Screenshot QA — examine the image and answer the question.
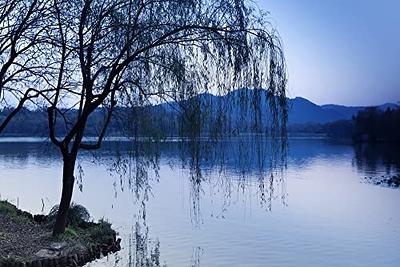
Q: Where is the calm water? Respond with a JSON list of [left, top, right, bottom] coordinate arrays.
[[0, 138, 399, 267]]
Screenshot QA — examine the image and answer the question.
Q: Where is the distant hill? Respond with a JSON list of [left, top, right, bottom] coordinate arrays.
[[157, 89, 399, 126], [288, 97, 398, 125], [0, 88, 398, 137]]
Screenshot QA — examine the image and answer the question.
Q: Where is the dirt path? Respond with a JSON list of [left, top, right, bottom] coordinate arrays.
[[0, 213, 53, 261]]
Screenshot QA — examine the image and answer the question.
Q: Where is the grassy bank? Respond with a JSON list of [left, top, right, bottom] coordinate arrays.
[[0, 201, 120, 266]]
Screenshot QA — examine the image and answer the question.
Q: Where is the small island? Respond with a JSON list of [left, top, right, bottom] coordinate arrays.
[[0, 201, 121, 267]]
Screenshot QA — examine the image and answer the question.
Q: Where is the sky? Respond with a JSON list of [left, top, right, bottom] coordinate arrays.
[[257, 0, 400, 106]]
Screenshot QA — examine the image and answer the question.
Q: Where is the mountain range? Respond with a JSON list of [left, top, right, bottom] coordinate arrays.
[[157, 88, 398, 125], [288, 96, 398, 125], [0, 88, 398, 137]]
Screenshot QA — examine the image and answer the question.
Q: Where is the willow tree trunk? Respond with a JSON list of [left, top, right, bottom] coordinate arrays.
[[52, 153, 77, 236]]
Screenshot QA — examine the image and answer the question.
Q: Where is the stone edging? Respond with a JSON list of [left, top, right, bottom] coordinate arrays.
[[1, 238, 121, 267]]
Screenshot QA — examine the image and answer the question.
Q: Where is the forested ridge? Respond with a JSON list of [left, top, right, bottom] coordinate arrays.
[[2, 100, 399, 142]]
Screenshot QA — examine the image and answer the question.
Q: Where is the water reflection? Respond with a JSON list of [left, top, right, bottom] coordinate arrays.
[[1, 139, 400, 266], [190, 247, 202, 267], [109, 136, 287, 266], [106, 137, 288, 224], [128, 222, 162, 267], [353, 143, 400, 175], [0, 141, 59, 166]]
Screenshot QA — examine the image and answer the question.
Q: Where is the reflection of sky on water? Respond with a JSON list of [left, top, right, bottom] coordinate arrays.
[[0, 139, 399, 266]]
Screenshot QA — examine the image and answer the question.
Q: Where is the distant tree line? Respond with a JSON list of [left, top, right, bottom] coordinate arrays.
[[288, 107, 400, 142], [2, 106, 399, 142], [0, 106, 176, 138], [287, 120, 353, 138], [352, 107, 400, 142]]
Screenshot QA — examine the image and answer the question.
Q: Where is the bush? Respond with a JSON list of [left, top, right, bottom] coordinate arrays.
[[86, 219, 115, 244], [54, 219, 116, 245], [47, 203, 90, 228]]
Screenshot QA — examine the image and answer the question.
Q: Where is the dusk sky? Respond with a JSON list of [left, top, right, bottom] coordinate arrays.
[[259, 0, 400, 106]]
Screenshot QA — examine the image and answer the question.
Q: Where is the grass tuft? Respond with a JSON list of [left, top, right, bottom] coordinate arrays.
[[0, 200, 18, 216]]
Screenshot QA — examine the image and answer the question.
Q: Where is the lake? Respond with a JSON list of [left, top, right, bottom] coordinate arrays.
[[0, 138, 399, 267]]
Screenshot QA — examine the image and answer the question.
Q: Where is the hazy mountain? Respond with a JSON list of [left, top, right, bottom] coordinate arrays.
[[173, 89, 398, 125], [320, 103, 398, 120], [289, 96, 398, 125], [288, 97, 343, 124]]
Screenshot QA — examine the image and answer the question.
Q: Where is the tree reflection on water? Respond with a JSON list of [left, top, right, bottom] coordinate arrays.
[[353, 142, 400, 175], [106, 135, 287, 266]]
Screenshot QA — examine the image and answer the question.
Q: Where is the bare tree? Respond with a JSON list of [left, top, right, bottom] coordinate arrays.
[[0, 0, 51, 133], [48, 0, 287, 235]]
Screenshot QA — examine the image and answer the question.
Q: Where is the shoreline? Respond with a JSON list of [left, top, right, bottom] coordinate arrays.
[[0, 201, 121, 267]]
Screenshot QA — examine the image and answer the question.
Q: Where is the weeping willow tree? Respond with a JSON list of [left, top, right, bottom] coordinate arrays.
[[46, 0, 287, 235]]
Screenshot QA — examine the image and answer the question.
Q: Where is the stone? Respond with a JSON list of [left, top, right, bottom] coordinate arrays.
[[49, 242, 67, 251], [35, 249, 60, 259]]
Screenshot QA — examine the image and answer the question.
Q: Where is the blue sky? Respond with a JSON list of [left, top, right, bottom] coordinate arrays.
[[258, 0, 400, 106]]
